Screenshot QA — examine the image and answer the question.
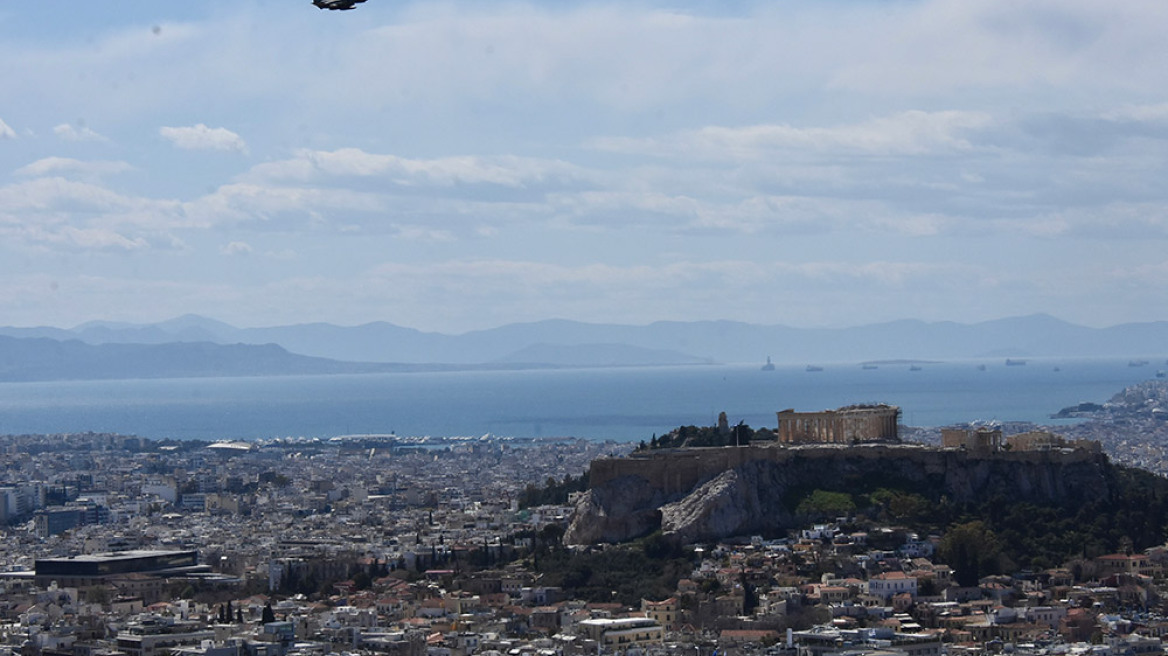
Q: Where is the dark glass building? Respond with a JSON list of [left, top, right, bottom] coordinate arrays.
[[34, 550, 203, 587]]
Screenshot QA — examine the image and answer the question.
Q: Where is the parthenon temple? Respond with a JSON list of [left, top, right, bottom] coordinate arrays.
[[776, 404, 900, 445]]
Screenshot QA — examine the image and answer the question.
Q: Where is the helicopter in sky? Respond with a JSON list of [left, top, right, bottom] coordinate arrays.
[[312, 0, 366, 9]]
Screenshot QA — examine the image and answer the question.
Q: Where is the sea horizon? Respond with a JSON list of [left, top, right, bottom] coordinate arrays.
[[0, 355, 1163, 444]]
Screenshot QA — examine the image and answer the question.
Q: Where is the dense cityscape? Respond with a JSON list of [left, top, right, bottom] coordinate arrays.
[[3, 380, 1168, 656], [5, 3, 1167, 656]]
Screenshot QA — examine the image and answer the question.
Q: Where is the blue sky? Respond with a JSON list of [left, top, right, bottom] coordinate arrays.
[[2, 0, 1167, 333]]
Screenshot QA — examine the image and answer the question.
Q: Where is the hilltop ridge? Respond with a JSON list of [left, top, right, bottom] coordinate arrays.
[[565, 442, 1152, 551]]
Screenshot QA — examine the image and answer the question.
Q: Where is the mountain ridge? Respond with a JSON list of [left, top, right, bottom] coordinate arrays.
[[0, 336, 408, 382], [0, 337, 656, 382], [1, 313, 1166, 368]]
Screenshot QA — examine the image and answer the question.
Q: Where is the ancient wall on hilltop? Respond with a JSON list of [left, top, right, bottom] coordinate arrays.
[[589, 444, 1099, 497], [568, 444, 1108, 545]]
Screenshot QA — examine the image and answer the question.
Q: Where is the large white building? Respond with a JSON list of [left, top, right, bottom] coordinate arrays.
[[867, 572, 917, 601], [577, 617, 664, 650]]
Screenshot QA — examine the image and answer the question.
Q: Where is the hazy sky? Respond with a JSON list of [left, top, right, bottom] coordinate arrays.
[[2, 0, 1167, 333]]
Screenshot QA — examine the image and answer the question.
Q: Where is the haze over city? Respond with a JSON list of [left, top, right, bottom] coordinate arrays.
[[2, 1, 1168, 334]]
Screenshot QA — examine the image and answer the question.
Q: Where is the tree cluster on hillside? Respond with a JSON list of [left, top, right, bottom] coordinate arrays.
[[641, 422, 774, 450], [518, 470, 589, 508], [787, 460, 1168, 581], [531, 531, 693, 605]]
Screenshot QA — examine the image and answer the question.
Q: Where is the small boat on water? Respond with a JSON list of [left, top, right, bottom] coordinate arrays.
[[1130, 359, 1149, 367], [977, 364, 987, 371], [909, 365, 922, 371], [1157, 370, 1166, 379], [761, 356, 775, 371], [805, 365, 824, 372], [1005, 359, 1027, 366]]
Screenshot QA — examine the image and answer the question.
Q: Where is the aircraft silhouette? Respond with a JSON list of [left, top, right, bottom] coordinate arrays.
[[313, 0, 366, 9]]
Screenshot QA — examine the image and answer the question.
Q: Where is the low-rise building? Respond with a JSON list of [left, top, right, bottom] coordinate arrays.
[[867, 572, 917, 602], [577, 617, 663, 650]]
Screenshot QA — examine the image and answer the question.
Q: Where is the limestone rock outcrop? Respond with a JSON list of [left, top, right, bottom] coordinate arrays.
[[565, 443, 1112, 545], [562, 473, 668, 544], [659, 469, 750, 544]]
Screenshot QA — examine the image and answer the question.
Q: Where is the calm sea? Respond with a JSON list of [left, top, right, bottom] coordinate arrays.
[[0, 357, 1163, 442]]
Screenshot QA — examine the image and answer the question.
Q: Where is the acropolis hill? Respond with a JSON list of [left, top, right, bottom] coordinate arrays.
[[565, 426, 1116, 546]]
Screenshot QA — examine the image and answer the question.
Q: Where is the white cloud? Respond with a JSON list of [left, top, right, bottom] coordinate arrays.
[[545, 188, 954, 237], [593, 111, 995, 160], [364, 258, 966, 300], [159, 124, 248, 153], [0, 223, 148, 252], [1000, 203, 1168, 239], [3, 100, 1164, 266], [345, 258, 995, 330], [827, 0, 1168, 95], [182, 182, 390, 230], [15, 157, 133, 180], [220, 241, 253, 256], [0, 177, 147, 214], [3, 1, 1168, 139], [1102, 103, 1168, 124], [394, 225, 455, 242], [245, 148, 586, 189], [264, 249, 298, 260], [1, 2, 1168, 333], [0, 177, 187, 252], [53, 123, 109, 142]]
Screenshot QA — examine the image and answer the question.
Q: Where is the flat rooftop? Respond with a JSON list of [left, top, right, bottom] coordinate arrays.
[[37, 550, 194, 563]]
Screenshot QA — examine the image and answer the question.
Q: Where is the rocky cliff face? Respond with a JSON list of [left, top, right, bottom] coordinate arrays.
[[564, 444, 1111, 545]]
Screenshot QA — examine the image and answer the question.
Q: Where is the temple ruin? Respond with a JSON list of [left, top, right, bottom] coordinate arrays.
[[776, 404, 900, 445]]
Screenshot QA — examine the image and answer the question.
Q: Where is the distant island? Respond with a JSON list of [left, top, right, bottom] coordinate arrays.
[[0, 336, 600, 382], [0, 335, 713, 383], [0, 336, 408, 382]]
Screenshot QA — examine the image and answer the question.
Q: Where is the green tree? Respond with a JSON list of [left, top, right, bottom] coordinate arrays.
[[939, 520, 1002, 587], [733, 421, 751, 446], [539, 523, 565, 550], [352, 570, 372, 590], [641, 531, 682, 560], [796, 490, 856, 518], [742, 572, 758, 614], [82, 586, 111, 605]]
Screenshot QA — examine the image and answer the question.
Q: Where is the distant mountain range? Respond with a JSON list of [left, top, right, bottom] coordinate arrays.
[[0, 313, 1165, 382], [0, 336, 405, 382]]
